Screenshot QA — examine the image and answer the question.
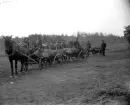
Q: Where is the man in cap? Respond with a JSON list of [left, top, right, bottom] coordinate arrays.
[[100, 40, 107, 56], [75, 37, 81, 48], [86, 41, 91, 55]]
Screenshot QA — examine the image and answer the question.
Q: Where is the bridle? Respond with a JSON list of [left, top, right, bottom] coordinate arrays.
[[5, 47, 15, 57]]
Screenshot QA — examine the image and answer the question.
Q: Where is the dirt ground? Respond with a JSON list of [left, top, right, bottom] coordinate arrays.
[[0, 43, 130, 105]]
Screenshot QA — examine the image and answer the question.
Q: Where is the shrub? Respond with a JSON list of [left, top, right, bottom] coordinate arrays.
[[124, 25, 130, 44]]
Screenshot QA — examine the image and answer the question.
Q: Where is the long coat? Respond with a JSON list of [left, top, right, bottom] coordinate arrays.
[[101, 42, 106, 50]]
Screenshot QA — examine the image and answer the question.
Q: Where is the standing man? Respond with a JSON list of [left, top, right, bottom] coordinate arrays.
[[36, 36, 42, 49], [87, 41, 91, 55], [61, 40, 66, 48], [74, 37, 82, 50], [100, 40, 107, 56]]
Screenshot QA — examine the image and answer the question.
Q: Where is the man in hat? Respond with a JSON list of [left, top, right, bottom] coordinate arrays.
[[86, 41, 91, 55], [36, 37, 42, 48], [100, 40, 107, 56], [74, 37, 82, 50]]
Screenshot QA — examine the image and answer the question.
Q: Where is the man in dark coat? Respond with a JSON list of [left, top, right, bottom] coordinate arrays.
[[74, 38, 82, 50], [61, 40, 66, 48], [100, 40, 107, 56], [36, 38, 42, 48], [86, 41, 91, 55]]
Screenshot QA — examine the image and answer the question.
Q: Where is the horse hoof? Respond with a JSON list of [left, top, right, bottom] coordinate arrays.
[[10, 76, 13, 78]]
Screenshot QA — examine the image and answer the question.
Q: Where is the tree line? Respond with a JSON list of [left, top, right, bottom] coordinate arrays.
[[0, 32, 126, 55], [13, 32, 125, 45]]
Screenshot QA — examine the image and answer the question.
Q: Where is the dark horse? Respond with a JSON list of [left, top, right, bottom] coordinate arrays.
[[3, 36, 29, 77], [64, 40, 86, 61]]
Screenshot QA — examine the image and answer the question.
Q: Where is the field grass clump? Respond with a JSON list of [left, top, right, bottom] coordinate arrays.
[[82, 84, 130, 105]]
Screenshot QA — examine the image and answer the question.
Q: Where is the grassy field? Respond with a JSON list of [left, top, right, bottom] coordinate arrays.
[[0, 42, 130, 105]]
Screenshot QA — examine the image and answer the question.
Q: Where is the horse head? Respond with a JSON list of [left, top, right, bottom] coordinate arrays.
[[3, 35, 13, 54]]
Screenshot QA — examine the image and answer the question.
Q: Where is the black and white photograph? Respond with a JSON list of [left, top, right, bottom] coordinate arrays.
[[0, 0, 130, 105]]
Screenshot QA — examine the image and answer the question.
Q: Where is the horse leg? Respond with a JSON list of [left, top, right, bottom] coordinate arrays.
[[71, 56, 74, 61], [46, 57, 51, 66], [57, 56, 61, 64], [65, 55, 68, 61], [72, 53, 76, 61], [88, 50, 90, 56], [67, 54, 71, 61], [69, 55, 71, 61], [20, 61, 24, 73], [25, 57, 28, 72], [43, 58, 48, 67], [9, 58, 14, 77], [15, 60, 18, 76], [76, 53, 79, 60], [46, 58, 50, 66], [43, 58, 47, 67], [63, 54, 67, 61]]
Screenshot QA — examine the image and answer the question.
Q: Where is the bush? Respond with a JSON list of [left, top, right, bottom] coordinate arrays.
[[124, 25, 130, 44]]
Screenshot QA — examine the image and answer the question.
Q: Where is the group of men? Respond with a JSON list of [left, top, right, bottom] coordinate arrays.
[[24, 37, 107, 56], [86, 40, 107, 56], [72, 38, 107, 56]]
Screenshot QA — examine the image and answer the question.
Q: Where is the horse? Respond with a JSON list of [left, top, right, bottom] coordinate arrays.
[[3, 36, 29, 77], [41, 42, 66, 64], [32, 45, 61, 68], [63, 40, 86, 61]]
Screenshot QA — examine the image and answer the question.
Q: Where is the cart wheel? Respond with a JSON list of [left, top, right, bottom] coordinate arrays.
[[53, 54, 61, 64]]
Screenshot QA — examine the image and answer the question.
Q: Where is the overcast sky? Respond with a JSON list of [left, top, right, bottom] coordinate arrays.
[[0, 0, 130, 37]]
